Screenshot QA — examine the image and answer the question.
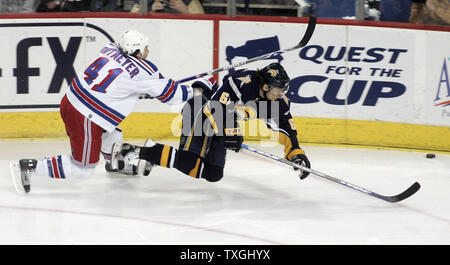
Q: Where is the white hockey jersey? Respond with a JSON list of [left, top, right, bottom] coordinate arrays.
[[66, 43, 193, 132]]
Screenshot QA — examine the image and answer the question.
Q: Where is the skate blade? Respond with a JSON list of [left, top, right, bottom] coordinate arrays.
[[105, 171, 141, 179], [9, 162, 25, 195]]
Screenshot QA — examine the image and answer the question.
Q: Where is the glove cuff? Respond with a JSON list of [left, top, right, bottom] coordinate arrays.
[[192, 77, 217, 91], [286, 148, 305, 161]]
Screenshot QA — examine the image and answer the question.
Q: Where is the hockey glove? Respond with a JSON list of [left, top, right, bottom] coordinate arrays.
[[192, 76, 218, 92], [223, 116, 243, 153], [224, 134, 243, 152], [290, 154, 311, 180]]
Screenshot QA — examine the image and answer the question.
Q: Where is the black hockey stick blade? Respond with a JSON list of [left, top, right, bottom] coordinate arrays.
[[299, 15, 317, 47], [379, 182, 421, 203], [241, 144, 421, 203], [283, 15, 316, 53]]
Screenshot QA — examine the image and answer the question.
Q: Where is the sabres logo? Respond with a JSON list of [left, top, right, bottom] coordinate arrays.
[[237, 75, 252, 87], [268, 69, 278, 77]]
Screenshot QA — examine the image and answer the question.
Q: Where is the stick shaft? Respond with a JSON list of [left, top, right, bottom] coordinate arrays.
[[177, 16, 316, 84], [241, 144, 420, 203]]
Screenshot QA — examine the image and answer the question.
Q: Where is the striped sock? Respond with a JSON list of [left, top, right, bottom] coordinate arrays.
[[140, 144, 176, 168], [46, 155, 67, 179]]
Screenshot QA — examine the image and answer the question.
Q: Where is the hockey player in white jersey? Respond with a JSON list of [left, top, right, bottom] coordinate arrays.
[[9, 29, 202, 194]]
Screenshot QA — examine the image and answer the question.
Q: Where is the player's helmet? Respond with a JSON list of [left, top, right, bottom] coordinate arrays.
[[119, 30, 149, 56], [260, 63, 290, 93]]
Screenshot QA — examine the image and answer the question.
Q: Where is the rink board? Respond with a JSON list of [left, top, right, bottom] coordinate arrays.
[[1, 112, 449, 152], [0, 15, 449, 151]]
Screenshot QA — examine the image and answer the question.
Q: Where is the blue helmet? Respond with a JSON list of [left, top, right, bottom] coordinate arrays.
[[260, 63, 290, 92]]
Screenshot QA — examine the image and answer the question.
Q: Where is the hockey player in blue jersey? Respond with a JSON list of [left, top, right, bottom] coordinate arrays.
[[111, 62, 311, 182]]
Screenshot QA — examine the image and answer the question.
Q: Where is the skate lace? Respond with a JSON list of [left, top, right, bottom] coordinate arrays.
[[119, 163, 135, 175], [123, 149, 139, 164]]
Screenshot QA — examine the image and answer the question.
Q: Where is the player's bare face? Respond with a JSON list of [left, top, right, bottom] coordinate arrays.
[[266, 87, 284, 101]]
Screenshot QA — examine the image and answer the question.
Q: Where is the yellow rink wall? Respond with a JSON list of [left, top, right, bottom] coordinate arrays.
[[1, 16, 449, 154], [1, 112, 449, 152]]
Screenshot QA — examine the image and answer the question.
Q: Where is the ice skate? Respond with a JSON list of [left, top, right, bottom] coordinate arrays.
[[104, 161, 118, 172], [109, 143, 139, 176], [111, 142, 153, 177], [9, 159, 37, 194]]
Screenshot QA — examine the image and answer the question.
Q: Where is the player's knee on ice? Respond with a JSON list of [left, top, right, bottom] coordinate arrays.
[[69, 162, 96, 179], [36, 154, 96, 179], [61, 154, 96, 179], [201, 164, 223, 182]]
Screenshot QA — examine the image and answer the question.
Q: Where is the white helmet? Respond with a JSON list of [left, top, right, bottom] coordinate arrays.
[[119, 30, 149, 56]]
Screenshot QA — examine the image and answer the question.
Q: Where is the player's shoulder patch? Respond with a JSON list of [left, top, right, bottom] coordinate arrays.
[[237, 75, 252, 86]]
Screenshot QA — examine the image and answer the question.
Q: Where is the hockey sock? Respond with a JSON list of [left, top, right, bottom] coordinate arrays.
[[139, 145, 207, 179], [35, 155, 66, 179], [35, 154, 95, 179], [172, 150, 204, 179], [139, 144, 176, 168], [101, 128, 123, 164]]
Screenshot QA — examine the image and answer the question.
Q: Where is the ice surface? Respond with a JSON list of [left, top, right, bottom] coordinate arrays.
[[0, 140, 449, 244]]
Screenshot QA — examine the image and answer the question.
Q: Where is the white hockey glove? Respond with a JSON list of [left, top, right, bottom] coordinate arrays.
[[192, 76, 218, 92]]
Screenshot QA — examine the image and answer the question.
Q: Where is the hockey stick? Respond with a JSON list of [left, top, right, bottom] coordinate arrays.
[[177, 15, 317, 84], [241, 144, 421, 203]]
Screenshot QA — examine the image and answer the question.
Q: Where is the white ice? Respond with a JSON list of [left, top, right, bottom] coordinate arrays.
[[0, 140, 449, 245]]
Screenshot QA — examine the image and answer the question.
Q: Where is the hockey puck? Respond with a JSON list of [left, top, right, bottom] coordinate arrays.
[[426, 153, 436, 159]]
